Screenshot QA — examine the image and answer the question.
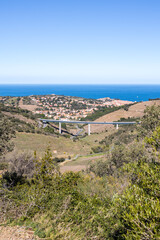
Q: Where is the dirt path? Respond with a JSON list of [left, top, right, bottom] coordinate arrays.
[[60, 165, 86, 173], [0, 226, 40, 240]]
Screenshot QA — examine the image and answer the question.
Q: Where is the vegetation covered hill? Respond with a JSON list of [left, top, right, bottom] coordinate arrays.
[[0, 104, 160, 239]]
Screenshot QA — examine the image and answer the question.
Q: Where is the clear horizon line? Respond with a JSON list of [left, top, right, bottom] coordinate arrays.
[[0, 83, 160, 85]]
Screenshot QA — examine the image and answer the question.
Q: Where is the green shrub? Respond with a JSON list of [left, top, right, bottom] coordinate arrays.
[[0, 162, 8, 170], [110, 161, 160, 239], [138, 105, 160, 137], [91, 145, 104, 153]]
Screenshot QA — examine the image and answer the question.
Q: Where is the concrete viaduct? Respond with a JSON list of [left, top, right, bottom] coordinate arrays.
[[40, 119, 137, 136]]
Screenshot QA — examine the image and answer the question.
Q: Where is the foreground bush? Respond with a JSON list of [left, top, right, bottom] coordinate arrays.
[[0, 150, 111, 239], [109, 161, 160, 239], [1, 147, 160, 239]]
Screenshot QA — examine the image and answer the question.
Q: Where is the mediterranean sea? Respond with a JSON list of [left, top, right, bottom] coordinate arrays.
[[0, 84, 160, 102]]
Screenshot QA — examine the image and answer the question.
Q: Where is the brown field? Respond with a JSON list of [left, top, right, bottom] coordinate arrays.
[[19, 98, 38, 111], [60, 165, 87, 173], [60, 154, 106, 173]]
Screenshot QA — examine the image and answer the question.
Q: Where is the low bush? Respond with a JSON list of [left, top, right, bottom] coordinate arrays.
[[91, 145, 105, 153], [54, 157, 65, 162]]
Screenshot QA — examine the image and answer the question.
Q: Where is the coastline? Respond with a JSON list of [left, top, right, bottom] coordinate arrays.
[[0, 84, 160, 102]]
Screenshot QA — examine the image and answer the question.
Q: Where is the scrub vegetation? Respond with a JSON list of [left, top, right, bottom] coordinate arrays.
[[0, 105, 160, 239]]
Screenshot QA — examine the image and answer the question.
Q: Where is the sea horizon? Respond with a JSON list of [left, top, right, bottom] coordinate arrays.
[[0, 84, 160, 102]]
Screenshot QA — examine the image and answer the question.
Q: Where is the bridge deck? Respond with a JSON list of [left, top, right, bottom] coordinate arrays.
[[40, 119, 137, 125]]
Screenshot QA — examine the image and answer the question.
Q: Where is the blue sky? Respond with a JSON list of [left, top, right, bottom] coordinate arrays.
[[0, 0, 160, 84]]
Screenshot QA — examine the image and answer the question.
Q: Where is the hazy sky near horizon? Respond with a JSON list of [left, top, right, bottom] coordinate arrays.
[[0, 0, 160, 84]]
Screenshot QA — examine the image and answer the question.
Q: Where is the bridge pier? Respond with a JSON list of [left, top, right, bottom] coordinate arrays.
[[43, 123, 47, 128], [88, 124, 91, 135], [40, 119, 137, 134], [59, 122, 61, 134]]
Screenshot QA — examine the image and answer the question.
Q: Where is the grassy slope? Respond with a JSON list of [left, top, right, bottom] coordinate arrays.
[[13, 131, 108, 158]]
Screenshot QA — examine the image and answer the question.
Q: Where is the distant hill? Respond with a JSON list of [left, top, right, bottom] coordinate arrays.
[[86, 100, 160, 133]]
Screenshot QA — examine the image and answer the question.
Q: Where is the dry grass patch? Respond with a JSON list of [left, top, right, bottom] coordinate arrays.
[[13, 132, 100, 157]]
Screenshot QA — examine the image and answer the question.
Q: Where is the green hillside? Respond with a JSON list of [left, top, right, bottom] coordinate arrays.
[[1, 103, 160, 239]]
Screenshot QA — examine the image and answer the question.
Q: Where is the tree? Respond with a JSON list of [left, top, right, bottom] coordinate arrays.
[[138, 105, 160, 137], [34, 147, 60, 182]]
